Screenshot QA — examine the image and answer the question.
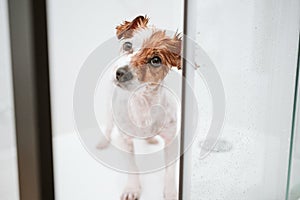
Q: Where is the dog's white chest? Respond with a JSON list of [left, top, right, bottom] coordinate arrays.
[[112, 86, 177, 138]]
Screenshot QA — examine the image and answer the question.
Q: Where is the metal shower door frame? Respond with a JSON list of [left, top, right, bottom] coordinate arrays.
[[8, 0, 55, 200]]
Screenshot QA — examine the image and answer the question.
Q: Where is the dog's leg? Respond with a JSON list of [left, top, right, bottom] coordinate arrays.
[[161, 131, 179, 200], [119, 135, 141, 200], [96, 112, 113, 149]]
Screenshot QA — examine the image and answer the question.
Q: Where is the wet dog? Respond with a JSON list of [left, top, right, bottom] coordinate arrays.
[[97, 16, 181, 200]]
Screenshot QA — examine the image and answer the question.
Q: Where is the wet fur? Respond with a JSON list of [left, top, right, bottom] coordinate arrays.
[[98, 15, 182, 200]]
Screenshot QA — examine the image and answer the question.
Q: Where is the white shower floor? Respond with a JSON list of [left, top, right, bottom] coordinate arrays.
[[52, 133, 168, 200], [0, 127, 290, 200]]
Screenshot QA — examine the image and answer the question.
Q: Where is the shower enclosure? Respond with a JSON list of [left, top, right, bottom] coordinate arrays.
[[1, 0, 299, 199], [182, 1, 300, 200]]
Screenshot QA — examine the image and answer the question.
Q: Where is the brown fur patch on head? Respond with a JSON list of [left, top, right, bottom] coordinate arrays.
[[130, 30, 182, 84], [116, 15, 149, 39]]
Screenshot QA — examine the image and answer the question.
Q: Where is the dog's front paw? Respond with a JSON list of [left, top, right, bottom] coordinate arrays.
[[164, 188, 178, 200], [121, 186, 141, 200], [96, 139, 110, 150], [146, 137, 159, 144], [164, 194, 178, 200]]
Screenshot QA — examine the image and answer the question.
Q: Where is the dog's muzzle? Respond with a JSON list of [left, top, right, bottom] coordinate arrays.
[[116, 66, 133, 82]]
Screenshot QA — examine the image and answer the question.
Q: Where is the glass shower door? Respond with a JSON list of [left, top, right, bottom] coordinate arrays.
[[181, 0, 300, 199], [46, 1, 183, 200]]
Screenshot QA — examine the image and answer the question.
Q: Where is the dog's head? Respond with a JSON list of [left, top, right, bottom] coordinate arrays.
[[113, 15, 182, 91]]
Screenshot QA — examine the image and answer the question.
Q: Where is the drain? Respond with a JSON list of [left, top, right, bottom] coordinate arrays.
[[199, 139, 233, 153]]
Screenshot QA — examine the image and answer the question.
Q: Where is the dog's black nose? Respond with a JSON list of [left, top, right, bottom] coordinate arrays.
[[116, 66, 133, 82], [116, 67, 126, 80]]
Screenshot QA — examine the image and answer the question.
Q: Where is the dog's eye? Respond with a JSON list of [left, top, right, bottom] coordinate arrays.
[[149, 56, 162, 67], [123, 42, 132, 51]]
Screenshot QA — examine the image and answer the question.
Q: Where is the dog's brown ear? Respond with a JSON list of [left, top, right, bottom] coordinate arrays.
[[169, 33, 182, 70], [116, 15, 149, 39]]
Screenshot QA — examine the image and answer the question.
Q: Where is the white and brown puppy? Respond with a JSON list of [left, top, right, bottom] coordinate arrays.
[[98, 15, 182, 200]]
